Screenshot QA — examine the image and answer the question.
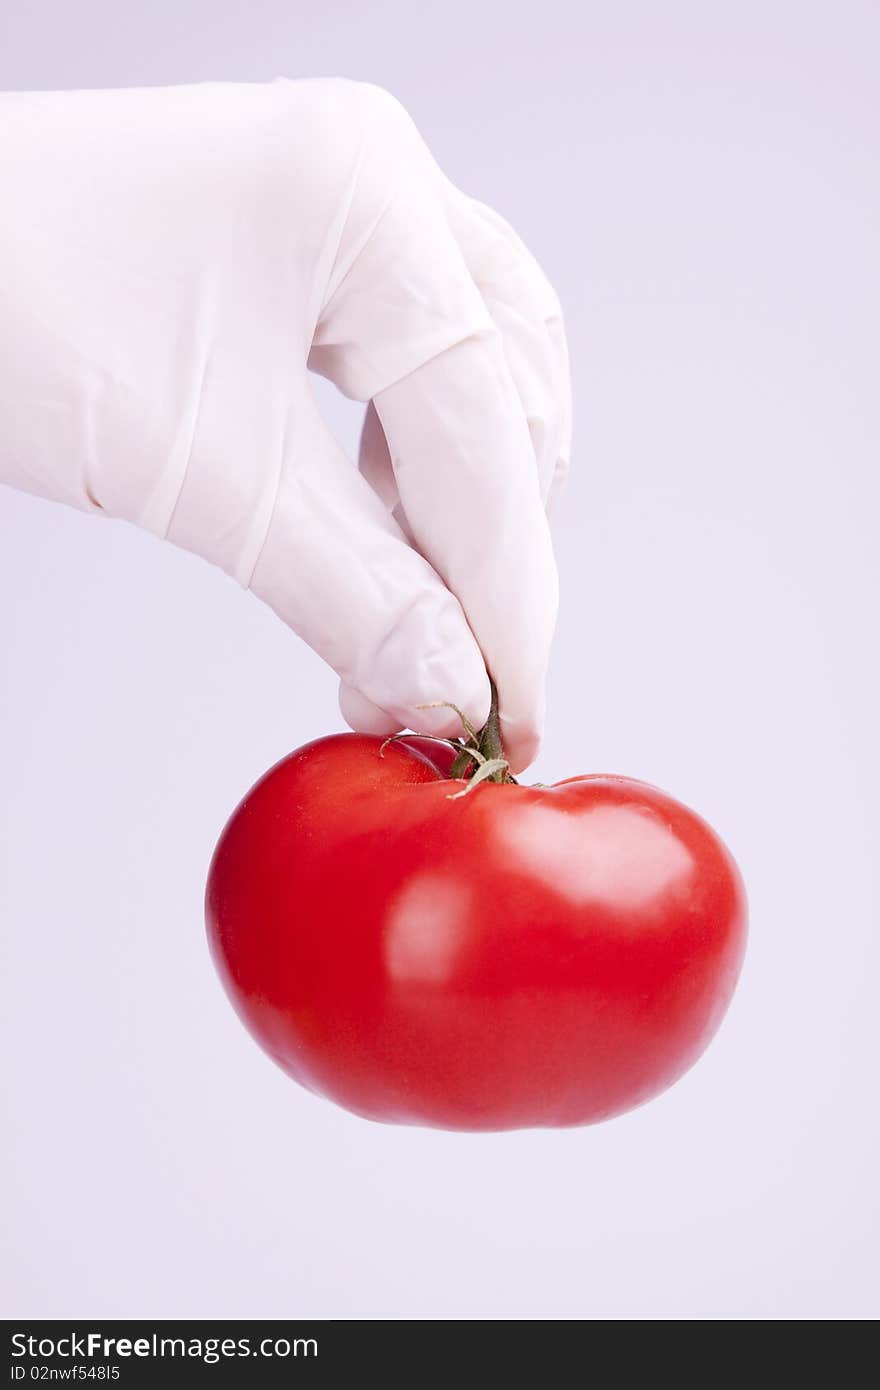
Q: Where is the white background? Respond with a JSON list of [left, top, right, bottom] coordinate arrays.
[[1, 2, 877, 1318]]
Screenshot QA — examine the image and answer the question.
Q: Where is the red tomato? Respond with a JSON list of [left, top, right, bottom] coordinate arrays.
[[205, 734, 747, 1130]]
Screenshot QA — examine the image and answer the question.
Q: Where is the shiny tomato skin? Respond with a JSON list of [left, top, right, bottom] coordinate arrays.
[[205, 734, 747, 1130], [397, 735, 460, 776]]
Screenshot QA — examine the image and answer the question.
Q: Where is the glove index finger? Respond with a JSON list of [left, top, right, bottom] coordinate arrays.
[[249, 383, 491, 746], [373, 333, 559, 774]]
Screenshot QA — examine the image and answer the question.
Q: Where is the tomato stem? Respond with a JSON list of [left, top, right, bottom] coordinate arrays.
[[409, 677, 514, 788], [447, 679, 512, 785], [478, 679, 505, 767]]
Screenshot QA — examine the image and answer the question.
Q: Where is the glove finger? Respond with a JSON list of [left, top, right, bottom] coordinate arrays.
[[337, 681, 400, 736], [445, 192, 573, 508], [356, 200, 573, 521], [307, 94, 494, 404], [357, 398, 413, 541], [372, 334, 558, 774], [248, 385, 491, 741], [544, 314, 573, 512]]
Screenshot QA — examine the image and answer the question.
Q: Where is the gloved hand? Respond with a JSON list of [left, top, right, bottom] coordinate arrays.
[[0, 78, 571, 772]]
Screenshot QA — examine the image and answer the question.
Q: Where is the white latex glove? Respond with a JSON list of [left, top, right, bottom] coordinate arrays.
[[0, 78, 571, 772]]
